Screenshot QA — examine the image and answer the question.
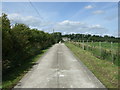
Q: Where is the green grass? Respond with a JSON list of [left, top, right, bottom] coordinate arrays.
[[74, 42, 119, 66], [2, 49, 49, 89], [65, 42, 119, 88], [84, 42, 118, 52]]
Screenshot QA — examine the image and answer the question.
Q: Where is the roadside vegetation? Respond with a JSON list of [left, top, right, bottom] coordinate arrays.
[[65, 42, 119, 88], [1, 13, 61, 89], [71, 42, 119, 66], [3, 49, 48, 89]]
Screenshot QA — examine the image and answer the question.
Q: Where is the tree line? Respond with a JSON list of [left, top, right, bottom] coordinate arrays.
[[1, 13, 61, 74], [62, 34, 119, 42]]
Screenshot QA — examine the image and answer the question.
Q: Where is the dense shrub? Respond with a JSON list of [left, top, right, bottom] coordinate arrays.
[[2, 13, 58, 74]]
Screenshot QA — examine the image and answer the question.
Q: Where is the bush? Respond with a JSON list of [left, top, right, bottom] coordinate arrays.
[[2, 13, 56, 75]]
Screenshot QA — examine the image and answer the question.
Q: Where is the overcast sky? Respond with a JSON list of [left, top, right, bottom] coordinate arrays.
[[2, 2, 118, 36]]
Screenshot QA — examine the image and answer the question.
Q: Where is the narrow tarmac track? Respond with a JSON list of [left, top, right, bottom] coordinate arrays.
[[14, 43, 105, 88]]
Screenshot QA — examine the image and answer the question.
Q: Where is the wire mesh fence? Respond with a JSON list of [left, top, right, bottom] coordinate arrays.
[[71, 41, 119, 66]]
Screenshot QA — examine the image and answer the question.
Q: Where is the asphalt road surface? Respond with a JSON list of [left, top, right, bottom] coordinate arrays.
[[14, 43, 105, 88]]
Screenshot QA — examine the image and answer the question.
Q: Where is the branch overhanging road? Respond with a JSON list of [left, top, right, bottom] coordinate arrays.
[[14, 43, 106, 88]]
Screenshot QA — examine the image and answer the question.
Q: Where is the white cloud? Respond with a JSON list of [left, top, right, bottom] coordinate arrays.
[[53, 20, 108, 35], [58, 20, 85, 26], [8, 13, 40, 26], [8, 13, 51, 28], [85, 5, 94, 9], [89, 24, 105, 29], [92, 10, 105, 14], [7, 13, 108, 36]]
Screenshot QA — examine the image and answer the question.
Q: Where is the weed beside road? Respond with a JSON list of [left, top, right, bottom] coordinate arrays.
[[2, 49, 48, 89], [65, 42, 119, 88]]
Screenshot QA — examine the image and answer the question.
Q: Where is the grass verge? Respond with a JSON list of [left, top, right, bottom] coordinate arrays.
[[65, 42, 119, 88], [2, 48, 49, 89]]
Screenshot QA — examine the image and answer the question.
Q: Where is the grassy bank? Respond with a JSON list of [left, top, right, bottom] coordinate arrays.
[[3, 48, 49, 89], [65, 42, 118, 88]]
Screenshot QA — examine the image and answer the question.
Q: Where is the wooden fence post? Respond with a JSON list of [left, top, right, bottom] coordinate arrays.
[[87, 40, 88, 51], [83, 40, 84, 50], [111, 42, 114, 64], [99, 41, 102, 57]]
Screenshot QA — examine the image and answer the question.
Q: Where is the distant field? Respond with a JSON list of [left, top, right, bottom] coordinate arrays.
[[84, 42, 118, 52], [71, 41, 119, 66]]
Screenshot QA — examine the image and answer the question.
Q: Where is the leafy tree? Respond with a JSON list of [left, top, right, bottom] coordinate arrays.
[[53, 32, 62, 43], [2, 13, 12, 72], [2, 13, 56, 74], [63, 34, 119, 42]]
